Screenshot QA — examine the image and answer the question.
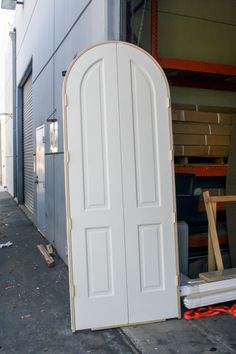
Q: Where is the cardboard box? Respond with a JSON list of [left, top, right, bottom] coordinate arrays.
[[173, 122, 231, 136], [172, 110, 233, 125], [174, 134, 205, 145], [174, 145, 229, 157], [207, 135, 230, 146], [173, 123, 209, 135]]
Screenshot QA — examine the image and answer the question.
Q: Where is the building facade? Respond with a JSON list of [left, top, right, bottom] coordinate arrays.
[[2, 0, 236, 265], [3, 0, 120, 263]]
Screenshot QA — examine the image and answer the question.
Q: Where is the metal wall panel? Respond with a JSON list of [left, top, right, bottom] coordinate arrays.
[[23, 75, 34, 214], [54, 154, 67, 263], [13, 0, 120, 263], [45, 155, 55, 244]]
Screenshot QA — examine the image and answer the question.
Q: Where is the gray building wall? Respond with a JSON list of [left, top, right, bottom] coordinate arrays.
[[13, 0, 120, 263]]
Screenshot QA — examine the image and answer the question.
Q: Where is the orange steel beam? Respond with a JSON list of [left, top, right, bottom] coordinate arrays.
[[175, 165, 227, 177], [189, 233, 228, 249], [155, 57, 236, 76], [198, 200, 225, 213]]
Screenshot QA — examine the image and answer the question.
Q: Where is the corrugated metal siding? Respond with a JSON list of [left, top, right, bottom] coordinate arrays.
[[23, 75, 34, 214]]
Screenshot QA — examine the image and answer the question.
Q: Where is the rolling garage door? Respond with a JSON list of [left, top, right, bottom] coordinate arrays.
[[23, 75, 34, 214]]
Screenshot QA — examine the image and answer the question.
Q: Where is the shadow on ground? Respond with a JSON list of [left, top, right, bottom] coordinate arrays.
[[1, 192, 236, 354], [0, 192, 137, 354]]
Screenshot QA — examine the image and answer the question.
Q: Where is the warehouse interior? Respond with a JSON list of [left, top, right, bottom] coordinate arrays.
[[122, 0, 236, 277]]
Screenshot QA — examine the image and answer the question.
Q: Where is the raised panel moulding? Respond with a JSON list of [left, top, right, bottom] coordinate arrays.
[[81, 60, 109, 211], [130, 61, 160, 208], [86, 227, 114, 298], [138, 224, 164, 292]]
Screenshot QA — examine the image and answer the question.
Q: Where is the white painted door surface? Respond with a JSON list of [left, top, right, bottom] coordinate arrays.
[[36, 125, 46, 235], [64, 44, 128, 330], [64, 42, 179, 331], [117, 44, 178, 322]]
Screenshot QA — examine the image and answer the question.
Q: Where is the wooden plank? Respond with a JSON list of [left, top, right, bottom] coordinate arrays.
[[184, 287, 236, 308], [208, 195, 236, 203], [181, 277, 236, 297], [199, 188, 225, 199], [208, 202, 216, 272], [92, 319, 166, 331], [203, 191, 224, 271], [46, 244, 54, 255], [199, 268, 236, 282], [37, 244, 55, 267]]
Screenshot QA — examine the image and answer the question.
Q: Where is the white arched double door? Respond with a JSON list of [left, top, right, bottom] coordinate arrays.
[[63, 42, 179, 331]]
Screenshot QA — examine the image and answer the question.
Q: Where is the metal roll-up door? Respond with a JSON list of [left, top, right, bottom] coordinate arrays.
[[23, 75, 34, 214]]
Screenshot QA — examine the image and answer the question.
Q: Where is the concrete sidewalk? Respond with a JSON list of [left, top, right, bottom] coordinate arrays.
[[0, 192, 137, 354], [0, 192, 236, 354]]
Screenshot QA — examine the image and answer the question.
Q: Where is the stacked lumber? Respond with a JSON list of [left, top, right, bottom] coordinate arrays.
[[180, 271, 236, 309], [181, 192, 236, 309], [172, 109, 234, 158]]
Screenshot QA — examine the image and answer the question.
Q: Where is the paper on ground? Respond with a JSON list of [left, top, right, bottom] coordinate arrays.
[[0, 241, 13, 249]]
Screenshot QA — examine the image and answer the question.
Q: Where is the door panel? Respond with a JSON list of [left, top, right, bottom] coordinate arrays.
[[80, 60, 109, 210], [130, 61, 160, 207], [65, 44, 128, 330], [117, 43, 179, 322]]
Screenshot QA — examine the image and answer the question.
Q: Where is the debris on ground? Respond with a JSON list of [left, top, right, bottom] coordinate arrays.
[[36, 244, 55, 267], [0, 241, 13, 249], [46, 243, 54, 255], [184, 304, 236, 320]]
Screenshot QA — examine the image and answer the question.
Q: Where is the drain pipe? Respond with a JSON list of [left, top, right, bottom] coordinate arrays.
[[9, 28, 17, 199]]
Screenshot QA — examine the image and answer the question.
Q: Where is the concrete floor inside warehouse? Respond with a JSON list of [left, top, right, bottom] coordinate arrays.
[[0, 192, 236, 354]]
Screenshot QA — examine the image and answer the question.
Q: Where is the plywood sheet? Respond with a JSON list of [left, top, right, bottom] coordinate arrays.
[[199, 268, 236, 282]]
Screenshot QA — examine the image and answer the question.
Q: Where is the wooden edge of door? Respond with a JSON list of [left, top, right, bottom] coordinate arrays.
[[63, 82, 76, 333]]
